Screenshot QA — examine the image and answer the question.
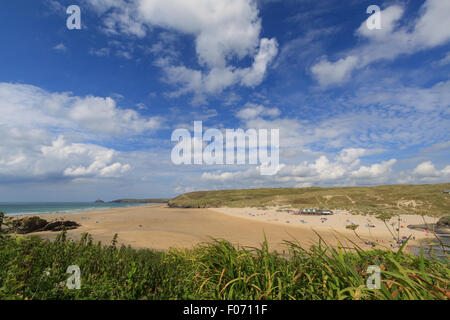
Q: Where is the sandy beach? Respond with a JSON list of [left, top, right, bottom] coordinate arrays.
[[22, 204, 438, 253], [210, 207, 439, 240]]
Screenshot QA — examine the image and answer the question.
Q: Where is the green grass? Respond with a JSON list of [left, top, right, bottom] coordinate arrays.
[[0, 230, 448, 300], [168, 183, 450, 219]]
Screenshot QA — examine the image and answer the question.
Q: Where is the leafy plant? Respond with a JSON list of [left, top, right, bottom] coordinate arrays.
[[0, 231, 448, 300]]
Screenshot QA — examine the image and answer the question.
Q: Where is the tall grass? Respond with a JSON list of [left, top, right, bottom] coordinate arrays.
[[0, 230, 448, 300]]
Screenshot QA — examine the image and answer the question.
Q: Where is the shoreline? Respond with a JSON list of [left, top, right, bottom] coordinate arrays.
[[10, 204, 438, 253], [1, 202, 152, 217]]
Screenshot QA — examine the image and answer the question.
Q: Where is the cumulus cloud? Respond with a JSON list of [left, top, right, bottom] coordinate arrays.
[[199, 151, 449, 190], [394, 161, 450, 184], [48, 137, 131, 179], [201, 149, 398, 187], [69, 96, 160, 134], [84, 0, 278, 100], [0, 82, 162, 136], [413, 161, 443, 177], [350, 159, 396, 179], [89, 0, 263, 66], [159, 38, 278, 103], [0, 136, 130, 182], [311, 0, 450, 87], [311, 56, 359, 87], [0, 82, 162, 183], [337, 148, 367, 165], [240, 38, 279, 87]]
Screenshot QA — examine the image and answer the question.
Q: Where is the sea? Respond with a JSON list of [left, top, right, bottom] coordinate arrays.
[[0, 202, 150, 216]]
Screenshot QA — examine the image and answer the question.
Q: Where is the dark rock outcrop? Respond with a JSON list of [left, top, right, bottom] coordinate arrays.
[[12, 216, 80, 234], [41, 220, 80, 232], [12, 216, 48, 234]]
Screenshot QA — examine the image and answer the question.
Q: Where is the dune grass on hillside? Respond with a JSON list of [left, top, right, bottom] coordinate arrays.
[[169, 184, 450, 219]]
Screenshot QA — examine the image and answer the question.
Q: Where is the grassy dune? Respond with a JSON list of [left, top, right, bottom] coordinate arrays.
[[169, 183, 450, 219]]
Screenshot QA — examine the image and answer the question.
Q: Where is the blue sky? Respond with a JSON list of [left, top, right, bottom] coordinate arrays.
[[0, 0, 449, 201]]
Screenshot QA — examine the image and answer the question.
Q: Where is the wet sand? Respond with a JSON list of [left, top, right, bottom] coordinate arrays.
[[25, 204, 430, 252]]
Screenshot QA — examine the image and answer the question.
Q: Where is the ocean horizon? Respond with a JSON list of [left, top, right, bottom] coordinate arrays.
[[0, 202, 150, 216]]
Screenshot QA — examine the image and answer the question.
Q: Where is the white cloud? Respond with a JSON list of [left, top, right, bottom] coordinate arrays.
[[103, 4, 147, 37], [134, 0, 263, 68], [240, 38, 279, 87], [337, 148, 367, 164], [84, 0, 127, 14], [236, 103, 281, 120], [0, 136, 130, 181], [48, 137, 131, 178], [84, 0, 278, 100], [413, 0, 450, 48], [350, 159, 396, 179], [352, 80, 450, 112], [436, 51, 450, 66], [201, 151, 398, 187], [395, 161, 450, 184], [201, 171, 239, 182], [0, 82, 162, 183], [0, 83, 162, 136], [53, 43, 67, 52], [234, 88, 449, 157], [199, 153, 449, 189], [311, 55, 359, 87], [413, 161, 441, 177], [70, 96, 161, 134], [356, 5, 404, 41], [311, 0, 450, 87], [159, 38, 278, 102]]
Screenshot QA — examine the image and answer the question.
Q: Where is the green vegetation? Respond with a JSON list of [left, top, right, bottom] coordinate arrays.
[[169, 183, 450, 219], [0, 220, 448, 300]]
